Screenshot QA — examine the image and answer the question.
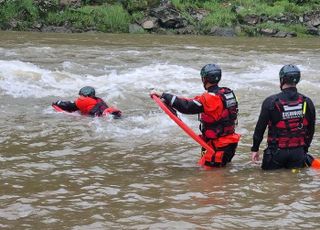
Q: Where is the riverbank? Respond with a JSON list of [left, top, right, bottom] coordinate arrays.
[[0, 0, 319, 37]]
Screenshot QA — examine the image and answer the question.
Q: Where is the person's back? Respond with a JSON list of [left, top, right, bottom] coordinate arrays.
[[151, 64, 240, 167], [251, 64, 316, 170], [194, 84, 240, 166], [52, 86, 121, 118]]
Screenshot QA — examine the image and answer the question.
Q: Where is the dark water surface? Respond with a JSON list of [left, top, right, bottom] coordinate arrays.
[[0, 31, 319, 229]]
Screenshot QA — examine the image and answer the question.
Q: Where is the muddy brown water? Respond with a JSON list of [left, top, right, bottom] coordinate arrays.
[[0, 31, 319, 229]]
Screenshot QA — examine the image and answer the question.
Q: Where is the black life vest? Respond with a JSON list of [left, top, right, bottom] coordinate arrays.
[[267, 94, 308, 149], [200, 87, 238, 139]]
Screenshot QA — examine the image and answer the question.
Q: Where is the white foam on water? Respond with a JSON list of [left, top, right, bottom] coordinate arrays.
[[90, 111, 186, 141], [0, 60, 82, 98], [224, 63, 281, 87], [0, 60, 201, 98], [1, 59, 318, 99], [183, 45, 201, 50], [103, 63, 202, 95]]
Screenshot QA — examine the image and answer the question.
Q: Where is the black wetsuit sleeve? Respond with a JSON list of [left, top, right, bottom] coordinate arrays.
[[161, 93, 204, 114], [251, 98, 272, 152], [53, 100, 78, 112], [305, 97, 316, 151]]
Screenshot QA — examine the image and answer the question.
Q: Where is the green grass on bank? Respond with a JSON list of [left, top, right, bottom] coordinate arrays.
[[241, 22, 309, 37], [170, 0, 319, 35], [171, 0, 237, 30], [0, 0, 40, 29], [0, 0, 130, 32], [46, 5, 130, 32], [0, 0, 319, 35], [236, 0, 319, 17], [171, 0, 319, 21], [201, 2, 237, 27]]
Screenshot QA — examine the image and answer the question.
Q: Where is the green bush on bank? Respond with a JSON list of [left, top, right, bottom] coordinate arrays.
[[131, 11, 145, 22], [81, 0, 120, 4], [171, 0, 319, 20], [241, 22, 309, 37], [258, 22, 308, 34], [46, 5, 130, 32], [201, 2, 237, 28], [170, 0, 319, 35], [171, 0, 199, 11], [171, 0, 237, 32], [122, 0, 160, 12], [0, 0, 40, 29], [237, 0, 316, 17]]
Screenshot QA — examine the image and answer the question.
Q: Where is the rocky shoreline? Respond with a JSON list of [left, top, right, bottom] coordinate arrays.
[[1, 0, 320, 37], [128, 5, 320, 38]]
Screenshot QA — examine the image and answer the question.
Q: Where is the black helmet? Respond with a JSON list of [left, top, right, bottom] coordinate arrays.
[[279, 64, 300, 85], [200, 64, 222, 84], [79, 86, 95, 97]]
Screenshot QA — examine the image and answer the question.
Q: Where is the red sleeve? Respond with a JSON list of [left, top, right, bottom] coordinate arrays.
[[196, 93, 223, 121]]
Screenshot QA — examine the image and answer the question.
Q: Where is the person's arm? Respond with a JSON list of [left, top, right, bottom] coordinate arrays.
[[91, 97, 122, 118], [304, 98, 316, 152], [161, 93, 204, 114], [251, 98, 272, 152], [104, 107, 122, 118], [52, 100, 78, 112]]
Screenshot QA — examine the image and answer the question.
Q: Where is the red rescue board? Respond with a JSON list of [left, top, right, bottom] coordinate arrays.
[[151, 94, 214, 165], [52, 104, 118, 117]]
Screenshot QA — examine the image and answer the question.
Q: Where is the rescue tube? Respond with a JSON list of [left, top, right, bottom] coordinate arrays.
[[151, 94, 214, 159], [311, 158, 320, 169]]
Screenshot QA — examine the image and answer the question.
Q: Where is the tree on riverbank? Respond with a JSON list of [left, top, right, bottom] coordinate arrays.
[[0, 0, 319, 37]]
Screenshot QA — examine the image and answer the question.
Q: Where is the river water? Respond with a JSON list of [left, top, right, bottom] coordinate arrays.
[[0, 31, 319, 229]]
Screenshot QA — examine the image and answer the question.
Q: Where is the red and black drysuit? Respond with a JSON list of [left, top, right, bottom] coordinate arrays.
[[161, 84, 240, 167], [251, 87, 315, 170], [53, 96, 121, 118]]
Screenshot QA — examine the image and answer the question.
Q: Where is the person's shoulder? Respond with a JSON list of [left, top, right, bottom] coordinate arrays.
[[197, 91, 220, 104], [298, 92, 315, 107], [95, 96, 106, 101], [261, 93, 279, 110], [264, 93, 279, 103], [298, 92, 313, 101], [218, 86, 234, 92]]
